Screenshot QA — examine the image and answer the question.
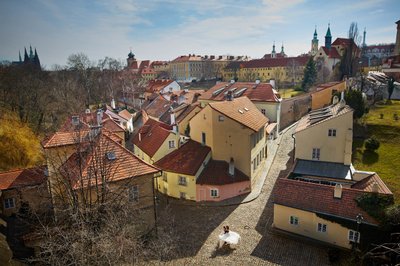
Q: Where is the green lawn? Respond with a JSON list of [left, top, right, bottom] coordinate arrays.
[[279, 88, 305, 98], [353, 101, 400, 202]]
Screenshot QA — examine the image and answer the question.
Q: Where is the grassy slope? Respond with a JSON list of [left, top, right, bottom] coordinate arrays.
[[353, 101, 400, 202]]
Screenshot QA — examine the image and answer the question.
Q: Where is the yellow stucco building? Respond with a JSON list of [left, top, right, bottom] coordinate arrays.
[[294, 101, 353, 165], [132, 118, 180, 164], [273, 100, 393, 249], [190, 96, 269, 185], [310, 81, 346, 110], [155, 140, 211, 200]]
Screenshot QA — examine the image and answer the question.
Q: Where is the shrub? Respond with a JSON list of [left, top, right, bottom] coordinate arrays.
[[365, 137, 380, 151]]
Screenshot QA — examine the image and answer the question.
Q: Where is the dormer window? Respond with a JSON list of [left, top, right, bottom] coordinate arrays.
[[106, 151, 117, 161]]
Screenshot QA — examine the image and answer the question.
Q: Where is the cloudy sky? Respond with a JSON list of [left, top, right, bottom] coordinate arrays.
[[0, 0, 399, 68]]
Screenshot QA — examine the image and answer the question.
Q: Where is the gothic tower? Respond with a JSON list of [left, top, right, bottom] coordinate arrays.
[[311, 26, 319, 56], [325, 24, 332, 50]]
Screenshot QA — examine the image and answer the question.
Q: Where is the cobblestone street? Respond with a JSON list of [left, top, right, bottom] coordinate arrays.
[[154, 127, 331, 265]]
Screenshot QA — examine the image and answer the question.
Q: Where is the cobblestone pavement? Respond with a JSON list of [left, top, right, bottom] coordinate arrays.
[[153, 126, 331, 265]]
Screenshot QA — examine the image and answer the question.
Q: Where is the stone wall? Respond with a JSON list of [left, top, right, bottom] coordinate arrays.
[[280, 93, 311, 130]]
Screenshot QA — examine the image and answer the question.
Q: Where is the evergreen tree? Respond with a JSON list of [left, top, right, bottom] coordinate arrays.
[[301, 57, 317, 92], [345, 89, 365, 119]]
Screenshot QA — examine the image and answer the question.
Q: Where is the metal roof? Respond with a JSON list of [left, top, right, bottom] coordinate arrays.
[[293, 159, 351, 180]]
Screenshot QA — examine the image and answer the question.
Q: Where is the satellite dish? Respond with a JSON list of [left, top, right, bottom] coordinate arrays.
[[332, 95, 339, 104]]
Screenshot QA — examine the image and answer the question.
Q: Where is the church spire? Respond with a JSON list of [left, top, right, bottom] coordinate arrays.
[[281, 42, 285, 54], [24, 47, 29, 62], [19, 51, 22, 62], [325, 23, 332, 49], [313, 25, 318, 40], [271, 41, 276, 58], [29, 45, 34, 59], [362, 27, 367, 47]]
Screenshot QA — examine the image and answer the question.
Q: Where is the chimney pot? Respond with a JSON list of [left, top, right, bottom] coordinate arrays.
[[334, 184, 343, 199]]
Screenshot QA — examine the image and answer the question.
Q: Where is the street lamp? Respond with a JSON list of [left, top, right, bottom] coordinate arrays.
[[355, 213, 364, 250]]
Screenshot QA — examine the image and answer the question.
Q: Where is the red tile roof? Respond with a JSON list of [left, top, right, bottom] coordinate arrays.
[[118, 109, 132, 121], [132, 118, 173, 157], [332, 38, 357, 47], [43, 111, 126, 148], [242, 56, 309, 69], [0, 166, 47, 190], [143, 96, 172, 118], [274, 178, 378, 225], [155, 140, 211, 176], [351, 173, 392, 194], [209, 96, 269, 132], [199, 82, 280, 103], [146, 79, 175, 93], [196, 160, 250, 185], [60, 133, 159, 189], [321, 47, 341, 59]]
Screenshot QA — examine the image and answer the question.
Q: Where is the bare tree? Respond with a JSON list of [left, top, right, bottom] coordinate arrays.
[[339, 22, 361, 79], [30, 124, 178, 264]]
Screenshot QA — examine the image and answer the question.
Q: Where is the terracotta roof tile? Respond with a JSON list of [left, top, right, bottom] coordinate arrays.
[[209, 96, 269, 132], [0, 166, 47, 190], [199, 82, 280, 103], [143, 96, 175, 119], [42, 131, 90, 148], [155, 140, 210, 175], [118, 109, 132, 121], [132, 118, 173, 157], [321, 47, 341, 59], [352, 173, 393, 194], [274, 178, 379, 225], [60, 133, 159, 189], [146, 79, 175, 93], [196, 160, 249, 185]]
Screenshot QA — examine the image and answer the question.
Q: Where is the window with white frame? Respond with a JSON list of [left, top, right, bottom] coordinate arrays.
[[218, 115, 224, 122], [261, 109, 266, 115], [348, 230, 360, 243], [210, 189, 219, 198], [4, 198, 15, 209], [178, 175, 187, 186], [312, 148, 320, 160], [328, 129, 337, 137], [317, 223, 327, 232], [168, 140, 175, 149], [128, 186, 139, 203], [289, 216, 299, 225]]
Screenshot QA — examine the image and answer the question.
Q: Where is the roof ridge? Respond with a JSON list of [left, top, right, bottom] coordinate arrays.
[[103, 132, 160, 171]]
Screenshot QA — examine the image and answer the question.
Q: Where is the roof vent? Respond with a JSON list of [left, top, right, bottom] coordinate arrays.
[[255, 79, 260, 84], [106, 151, 117, 161], [372, 182, 379, 193], [72, 116, 80, 126], [238, 109, 244, 114], [230, 79, 235, 84], [244, 107, 249, 111]]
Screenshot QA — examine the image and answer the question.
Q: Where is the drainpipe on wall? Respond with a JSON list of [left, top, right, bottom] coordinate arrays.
[[292, 133, 296, 163]]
